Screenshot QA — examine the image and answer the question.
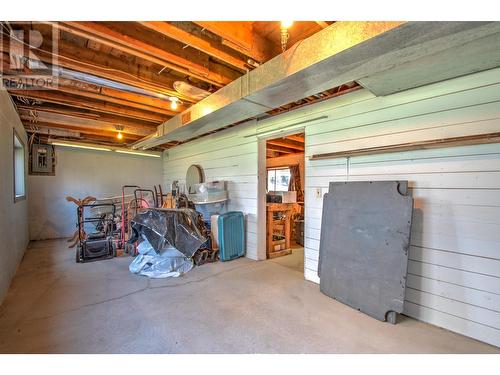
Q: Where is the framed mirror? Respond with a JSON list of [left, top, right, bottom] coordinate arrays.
[[186, 164, 204, 194]]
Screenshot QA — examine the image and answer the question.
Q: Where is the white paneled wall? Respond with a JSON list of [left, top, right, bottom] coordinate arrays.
[[164, 67, 500, 346], [300, 68, 500, 347], [305, 145, 500, 347], [163, 123, 259, 259]]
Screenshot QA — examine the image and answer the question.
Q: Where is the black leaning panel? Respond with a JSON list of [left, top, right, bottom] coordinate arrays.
[[318, 181, 413, 322]]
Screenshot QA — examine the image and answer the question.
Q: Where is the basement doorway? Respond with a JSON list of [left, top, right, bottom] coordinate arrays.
[[260, 132, 305, 273]]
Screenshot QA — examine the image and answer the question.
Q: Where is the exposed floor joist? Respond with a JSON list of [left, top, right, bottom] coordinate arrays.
[[267, 139, 305, 151], [53, 22, 239, 87], [10, 90, 167, 123], [138, 21, 250, 72], [194, 21, 277, 63], [1, 21, 330, 147]]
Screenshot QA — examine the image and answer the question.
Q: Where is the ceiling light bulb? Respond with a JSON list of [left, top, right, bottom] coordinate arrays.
[[169, 96, 180, 110], [117, 132, 123, 140], [281, 20, 294, 29]]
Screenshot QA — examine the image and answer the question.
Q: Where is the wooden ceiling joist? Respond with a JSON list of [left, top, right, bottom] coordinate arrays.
[[266, 144, 297, 154], [19, 110, 153, 136], [55, 84, 177, 116], [315, 21, 330, 29], [0, 37, 187, 101], [53, 22, 237, 87], [194, 21, 276, 63], [138, 21, 249, 72], [55, 76, 184, 113], [267, 139, 305, 151], [285, 134, 305, 143], [1, 54, 183, 115], [2, 21, 331, 149], [98, 86, 184, 113], [10, 89, 166, 123], [23, 121, 142, 141], [15, 104, 157, 130]]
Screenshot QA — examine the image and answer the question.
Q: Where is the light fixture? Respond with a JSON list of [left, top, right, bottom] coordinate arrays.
[[173, 81, 211, 100], [115, 124, 124, 139], [48, 140, 162, 158], [169, 96, 180, 110], [50, 141, 112, 152], [115, 150, 161, 158], [280, 21, 294, 52]]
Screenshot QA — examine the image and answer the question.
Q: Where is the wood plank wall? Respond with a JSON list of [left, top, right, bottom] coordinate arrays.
[[164, 67, 500, 347], [163, 123, 260, 259]]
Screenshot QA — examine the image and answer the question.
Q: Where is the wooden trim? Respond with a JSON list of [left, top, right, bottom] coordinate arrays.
[[309, 133, 500, 160]]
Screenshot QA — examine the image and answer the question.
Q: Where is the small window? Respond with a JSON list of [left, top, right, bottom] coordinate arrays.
[[267, 168, 291, 192], [13, 130, 26, 202]]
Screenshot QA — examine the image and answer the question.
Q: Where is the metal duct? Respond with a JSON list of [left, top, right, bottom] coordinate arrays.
[[133, 21, 500, 150]]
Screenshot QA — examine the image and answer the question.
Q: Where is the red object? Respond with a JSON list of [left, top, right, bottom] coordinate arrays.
[[121, 185, 140, 249]]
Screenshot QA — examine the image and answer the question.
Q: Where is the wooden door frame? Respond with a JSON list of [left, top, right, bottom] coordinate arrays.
[[256, 127, 305, 262]]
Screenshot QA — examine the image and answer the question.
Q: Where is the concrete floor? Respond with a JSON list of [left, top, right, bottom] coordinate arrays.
[[0, 239, 497, 354]]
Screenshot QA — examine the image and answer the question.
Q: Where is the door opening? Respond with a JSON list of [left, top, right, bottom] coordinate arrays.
[[261, 132, 305, 272]]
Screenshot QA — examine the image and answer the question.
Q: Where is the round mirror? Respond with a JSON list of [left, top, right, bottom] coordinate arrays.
[[186, 164, 204, 194]]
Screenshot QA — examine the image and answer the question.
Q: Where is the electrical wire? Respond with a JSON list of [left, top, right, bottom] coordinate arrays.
[[1, 23, 190, 98]]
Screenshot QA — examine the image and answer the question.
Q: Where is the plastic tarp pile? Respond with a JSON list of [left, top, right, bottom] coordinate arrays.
[[128, 208, 207, 278]]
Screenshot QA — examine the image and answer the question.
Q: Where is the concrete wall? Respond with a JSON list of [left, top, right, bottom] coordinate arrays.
[[0, 88, 29, 304], [28, 147, 163, 240], [162, 67, 500, 347]]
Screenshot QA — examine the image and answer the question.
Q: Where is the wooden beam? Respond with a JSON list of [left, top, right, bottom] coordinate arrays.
[[194, 21, 277, 63], [54, 75, 184, 113], [1, 53, 185, 114], [1, 35, 191, 101], [310, 133, 500, 160], [23, 121, 141, 141], [54, 22, 237, 87], [285, 134, 305, 143], [316, 21, 330, 29], [16, 104, 157, 130], [55, 84, 176, 116], [267, 139, 304, 151], [138, 21, 249, 72], [99, 86, 186, 113], [19, 110, 153, 137], [266, 144, 296, 154], [9, 89, 166, 123], [267, 153, 304, 167]]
